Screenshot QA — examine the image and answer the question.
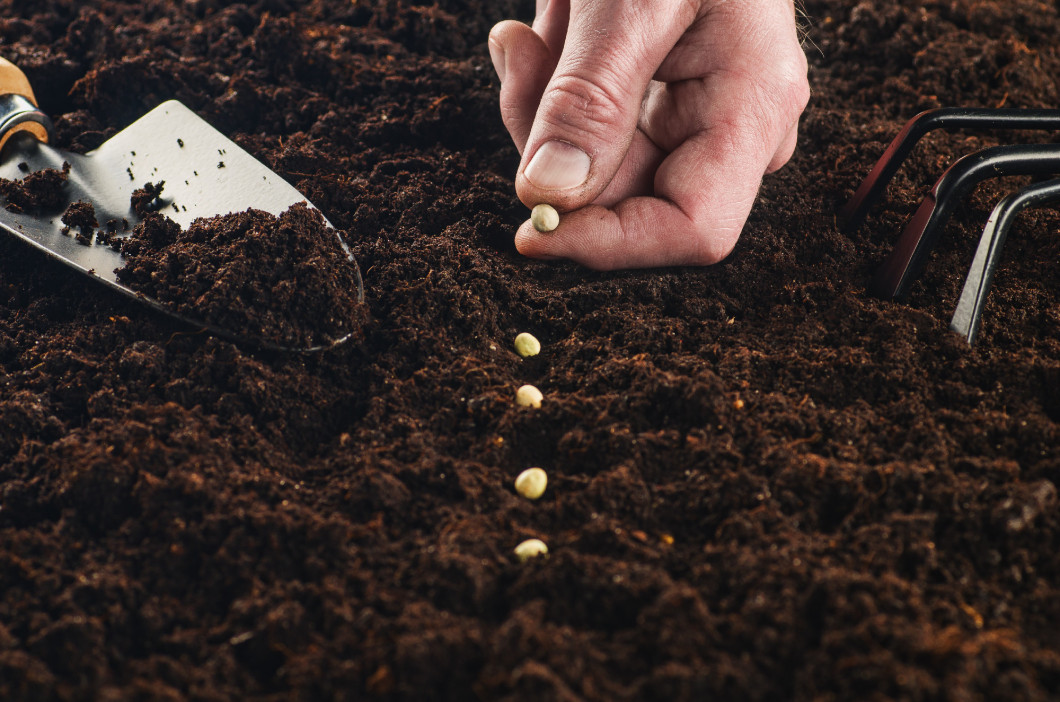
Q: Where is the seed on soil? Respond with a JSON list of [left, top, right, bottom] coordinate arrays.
[[733, 398, 745, 410], [515, 384, 543, 408], [530, 204, 559, 232], [514, 467, 547, 499], [514, 332, 541, 358], [514, 538, 548, 561]]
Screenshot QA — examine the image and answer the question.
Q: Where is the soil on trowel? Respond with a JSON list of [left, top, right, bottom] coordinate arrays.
[[114, 203, 365, 349], [0, 162, 71, 213], [1, 0, 1060, 701], [129, 180, 165, 218], [60, 200, 97, 244]]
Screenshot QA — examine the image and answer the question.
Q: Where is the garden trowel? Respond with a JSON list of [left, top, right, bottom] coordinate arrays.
[[0, 58, 363, 352]]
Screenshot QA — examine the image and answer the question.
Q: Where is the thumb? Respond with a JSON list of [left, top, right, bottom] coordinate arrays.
[[515, 1, 694, 211]]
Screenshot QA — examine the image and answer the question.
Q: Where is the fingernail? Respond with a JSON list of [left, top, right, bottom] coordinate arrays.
[[524, 141, 590, 191], [488, 38, 505, 83]]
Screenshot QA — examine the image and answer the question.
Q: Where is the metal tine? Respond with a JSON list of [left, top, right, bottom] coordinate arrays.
[[840, 107, 1060, 233], [950, 177, 1060, 345], [870, 143, 1060, 300]]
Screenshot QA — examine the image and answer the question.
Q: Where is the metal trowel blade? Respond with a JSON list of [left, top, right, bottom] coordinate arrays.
[[0, 100, 362, 350]]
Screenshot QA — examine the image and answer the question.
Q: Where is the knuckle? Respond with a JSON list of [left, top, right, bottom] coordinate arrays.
[[541, 70, 633, 140], [724, 54, 808, 162], [763, 50, 811, 121]]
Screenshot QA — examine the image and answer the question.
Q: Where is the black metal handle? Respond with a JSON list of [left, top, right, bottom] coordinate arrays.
[[951, 177, 1060, 345], [840, 107, 1060, 232], [871, 143, 1060, 300]]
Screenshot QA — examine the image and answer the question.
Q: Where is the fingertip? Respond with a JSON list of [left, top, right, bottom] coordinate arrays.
[[490, 20, 548, 66], [487, 35, 505, 82], [514, 220, 562, 260], [705, 227, 740, 265], [489, 19, 531, 43], [489, 19, 537, 63], [514, 205, 623, 270]]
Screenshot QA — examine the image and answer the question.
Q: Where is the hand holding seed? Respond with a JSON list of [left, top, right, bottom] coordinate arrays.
[[488, 0, 809, 270]]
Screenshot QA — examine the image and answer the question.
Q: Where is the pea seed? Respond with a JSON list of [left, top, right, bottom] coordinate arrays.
[[530, 204, 559, 232], [514, 467, 547, 500], [514, 538, 548, 562], [515, 384, 543, 408], [514, 332, 541, 358]]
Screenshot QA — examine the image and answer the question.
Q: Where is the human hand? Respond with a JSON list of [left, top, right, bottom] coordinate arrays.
[[488, 0, 810, 269]]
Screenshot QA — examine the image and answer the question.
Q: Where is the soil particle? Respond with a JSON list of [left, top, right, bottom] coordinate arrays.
[[94, 218, 128, 248], [114, 203, 365, 348], [60, 200, 98, 245]]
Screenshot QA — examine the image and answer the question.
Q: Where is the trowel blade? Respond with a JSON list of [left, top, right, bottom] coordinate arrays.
[[0, 99, 328, 289]]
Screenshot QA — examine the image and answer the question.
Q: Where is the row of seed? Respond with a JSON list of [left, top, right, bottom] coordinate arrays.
[[510, 332, 550, 563], [512, 205, 558, 560]]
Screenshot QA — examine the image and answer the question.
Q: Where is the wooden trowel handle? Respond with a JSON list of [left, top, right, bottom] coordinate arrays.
[[0, 58, 41, 105], [0, 57, 52, 148]]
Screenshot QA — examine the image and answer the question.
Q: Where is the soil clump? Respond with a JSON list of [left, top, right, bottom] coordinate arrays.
[[0, 162, 70, 213], [60, 200, 98, 244], [129, 180, 164, 218]]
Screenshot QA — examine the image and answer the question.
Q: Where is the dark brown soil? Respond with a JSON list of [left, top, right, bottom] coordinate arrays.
[[60, 200, 98, 244], [0, 161, 70, 213], [114, 204, 366, 349], [1, 0, 1060, 700], [129, 180, 165, 218]]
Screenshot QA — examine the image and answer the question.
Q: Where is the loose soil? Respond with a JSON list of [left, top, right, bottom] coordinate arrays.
[[1, 0, 1059, 700], [114, 204, 365, 350], [60, 200, 98, 244], [0, 161, 70, 213]]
